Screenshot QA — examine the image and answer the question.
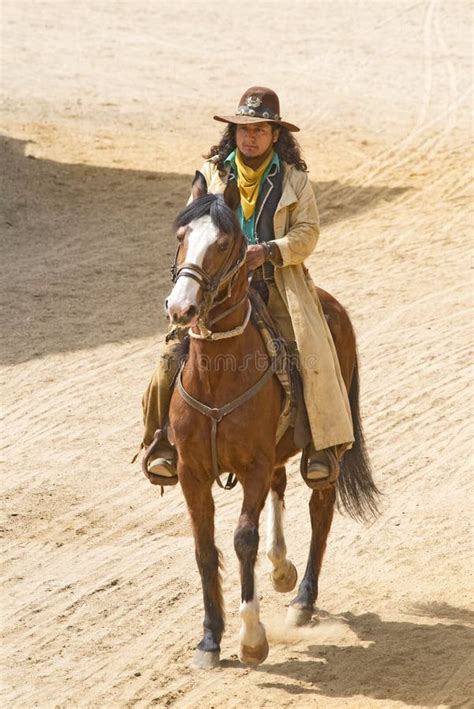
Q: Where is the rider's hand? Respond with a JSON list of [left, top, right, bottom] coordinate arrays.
[[246, 244, 266, 271]]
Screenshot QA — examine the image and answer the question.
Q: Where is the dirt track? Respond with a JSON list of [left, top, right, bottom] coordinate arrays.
[[1, 1, 473, 707]]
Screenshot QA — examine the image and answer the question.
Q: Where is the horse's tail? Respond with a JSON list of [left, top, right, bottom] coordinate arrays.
[[337, 353, 381, 522]]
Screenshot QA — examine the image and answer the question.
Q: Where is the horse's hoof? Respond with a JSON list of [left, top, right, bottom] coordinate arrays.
[[286, 604, 313, 627], [191, 649, 220, 669], [239, 637, 269, 667], [271, 560, 297, 593]]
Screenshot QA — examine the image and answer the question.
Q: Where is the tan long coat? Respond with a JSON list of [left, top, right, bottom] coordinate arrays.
[[200, 158, 354, 451]]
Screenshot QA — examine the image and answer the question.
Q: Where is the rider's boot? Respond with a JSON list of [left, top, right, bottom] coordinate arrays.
[[148, 449, 176, 477], [141, 333, 184, 484]]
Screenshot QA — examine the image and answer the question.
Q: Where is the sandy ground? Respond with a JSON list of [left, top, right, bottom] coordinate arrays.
[[1, 1, 473, 707]]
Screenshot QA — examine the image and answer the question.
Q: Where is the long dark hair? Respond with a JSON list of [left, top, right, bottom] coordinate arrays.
[[205, 124, 308, 176]]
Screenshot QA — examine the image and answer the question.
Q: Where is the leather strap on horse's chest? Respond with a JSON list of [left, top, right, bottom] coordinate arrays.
[[176, 360, 277, 489]]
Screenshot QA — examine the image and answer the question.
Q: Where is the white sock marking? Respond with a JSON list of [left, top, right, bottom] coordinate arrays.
[[266, 490, 287, 567], [239, 589, 265, 647]]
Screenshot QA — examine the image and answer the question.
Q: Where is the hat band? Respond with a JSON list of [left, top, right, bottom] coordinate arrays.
[[236, 104, 281, 121]]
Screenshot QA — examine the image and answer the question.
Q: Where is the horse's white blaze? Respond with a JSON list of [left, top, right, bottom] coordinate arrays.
[[167, 215, 218, 313], [266, 490, 287, 567], [239, 591, 265, 647]]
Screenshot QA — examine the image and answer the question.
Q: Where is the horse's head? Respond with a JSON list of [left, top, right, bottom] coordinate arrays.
[[166, 172, 244, 328]]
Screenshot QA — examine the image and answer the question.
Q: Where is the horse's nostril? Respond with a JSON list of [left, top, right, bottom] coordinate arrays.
[[164, 298, 169, 311], [186, 305, 197, 319]]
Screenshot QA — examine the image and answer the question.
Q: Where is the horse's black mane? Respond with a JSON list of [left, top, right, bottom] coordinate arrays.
[[174, 193, 240, 235]]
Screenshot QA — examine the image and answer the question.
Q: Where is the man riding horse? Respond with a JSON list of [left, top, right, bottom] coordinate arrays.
[[141, 86, 354, 486]]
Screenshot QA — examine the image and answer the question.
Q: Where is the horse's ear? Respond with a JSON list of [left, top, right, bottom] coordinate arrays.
[[223, 177, 240, 212], [191, 170, 208, 201]]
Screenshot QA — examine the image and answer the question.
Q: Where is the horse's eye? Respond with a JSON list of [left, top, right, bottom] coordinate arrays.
[[217, 237, 230, 252]]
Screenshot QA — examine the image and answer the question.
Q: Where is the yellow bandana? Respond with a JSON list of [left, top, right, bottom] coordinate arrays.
[[235, 148, 274, 221]]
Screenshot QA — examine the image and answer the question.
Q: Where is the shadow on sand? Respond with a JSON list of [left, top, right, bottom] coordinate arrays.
[[258, 605, 474, 706], [1, 134, 411, 365]]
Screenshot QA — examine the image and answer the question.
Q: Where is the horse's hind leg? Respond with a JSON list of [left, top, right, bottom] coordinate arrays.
[[234, 473, 270, 667], [266, 466, 297, 593], [287, 486, 336, 627], [180, 475, 224, 669]]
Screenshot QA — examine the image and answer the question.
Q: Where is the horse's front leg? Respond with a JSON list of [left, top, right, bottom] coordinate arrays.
[[266, 465, 298, 593], [180, 473, 224, 669], [287, 486, 336, 626], [234, 472, 270, 667]]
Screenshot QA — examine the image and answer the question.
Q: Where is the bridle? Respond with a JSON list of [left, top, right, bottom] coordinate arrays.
[[169, 221, 249, 339], [166, 201, 279, 491]]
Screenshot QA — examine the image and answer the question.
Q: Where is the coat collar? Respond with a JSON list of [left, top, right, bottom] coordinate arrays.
[[277, 164, 298, 210]]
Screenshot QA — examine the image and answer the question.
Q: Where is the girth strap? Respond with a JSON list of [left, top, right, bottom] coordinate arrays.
[[176, 358, 277, 489]]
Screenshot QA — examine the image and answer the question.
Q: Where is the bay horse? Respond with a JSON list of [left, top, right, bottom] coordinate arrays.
[[157, 173, 379, 669]]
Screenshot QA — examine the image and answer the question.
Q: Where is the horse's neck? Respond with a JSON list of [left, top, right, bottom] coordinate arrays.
[[186, 322, 266, 404], [185, 278, 266, 397]]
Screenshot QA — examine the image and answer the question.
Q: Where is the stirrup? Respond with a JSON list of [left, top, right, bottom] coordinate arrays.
[[300, 445, 339, 490], [142, 429, 178, 487]]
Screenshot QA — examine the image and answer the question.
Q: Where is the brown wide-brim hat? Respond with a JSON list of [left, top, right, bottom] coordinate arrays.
[[214, 86, 300, 132]]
